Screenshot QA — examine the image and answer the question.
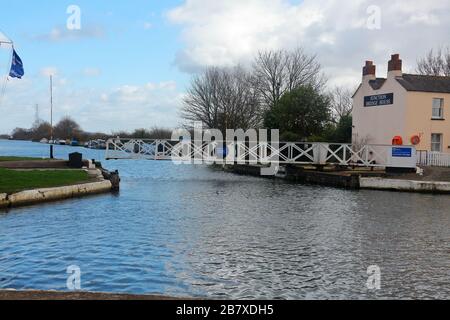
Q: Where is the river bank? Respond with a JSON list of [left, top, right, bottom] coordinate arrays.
[[226, 164, 450, 194], [0, 157, 119, 209]]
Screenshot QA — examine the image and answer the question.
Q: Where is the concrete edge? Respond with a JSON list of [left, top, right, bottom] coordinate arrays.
[[0, 193, 8, 209], [360, 177, 450, 193], [0, 289, 190, 301], [1, 180, 112, 209]]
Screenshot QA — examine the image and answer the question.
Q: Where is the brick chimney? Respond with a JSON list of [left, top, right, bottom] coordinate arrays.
[[388, 54, 402, 77], [363, 61, 376, 82]]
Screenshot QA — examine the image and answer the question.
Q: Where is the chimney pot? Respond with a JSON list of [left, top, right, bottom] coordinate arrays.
[[363, 60, 376, 77], [388, 54, 402, 73]]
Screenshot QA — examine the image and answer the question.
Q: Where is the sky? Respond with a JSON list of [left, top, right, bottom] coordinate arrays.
[[0, 0, 449, 134]]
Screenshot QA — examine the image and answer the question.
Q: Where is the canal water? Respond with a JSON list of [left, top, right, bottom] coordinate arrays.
[[0, 140, 449, 299]]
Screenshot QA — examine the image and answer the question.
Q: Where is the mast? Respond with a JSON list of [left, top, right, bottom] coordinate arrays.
[[50, 75, 54, 158], [34, 104, 40, 127]]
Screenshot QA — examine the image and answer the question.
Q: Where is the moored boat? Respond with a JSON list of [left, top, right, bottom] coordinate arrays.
[[85, 139, 107, 149]]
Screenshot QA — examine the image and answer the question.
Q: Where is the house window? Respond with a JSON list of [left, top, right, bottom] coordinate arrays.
[[431, 134, 443, 152], [432, 98, 444, 119]]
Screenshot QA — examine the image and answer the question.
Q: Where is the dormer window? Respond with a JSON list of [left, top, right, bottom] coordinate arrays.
[[432, 98, 444, 119]]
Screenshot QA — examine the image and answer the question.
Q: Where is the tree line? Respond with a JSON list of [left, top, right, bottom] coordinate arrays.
[[181, 47, 353, 142], [9, 117, 172, 142]]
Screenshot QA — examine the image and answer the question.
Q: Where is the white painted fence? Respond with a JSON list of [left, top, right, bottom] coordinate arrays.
[[417, 151, 450, 167]]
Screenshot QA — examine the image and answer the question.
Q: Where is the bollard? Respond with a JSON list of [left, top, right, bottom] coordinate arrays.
[[109, 170, 121, 191]]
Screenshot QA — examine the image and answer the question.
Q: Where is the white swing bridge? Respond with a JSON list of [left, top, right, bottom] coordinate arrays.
[[105, 138, 418, 169]]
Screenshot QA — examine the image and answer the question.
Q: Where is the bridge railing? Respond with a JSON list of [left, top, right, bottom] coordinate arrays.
[[105, 138, 415, 168]]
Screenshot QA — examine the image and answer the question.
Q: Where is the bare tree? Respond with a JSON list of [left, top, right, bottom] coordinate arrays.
[[181, 48, 325, 131], [328, 86, 354, 123], [417, 47, 450, 76], [181, 66, 261, 133], [54, 116, 82, 140], [181, 67, 221, 130], [252, 47, 326, 111], [32, 121, 52, 140]]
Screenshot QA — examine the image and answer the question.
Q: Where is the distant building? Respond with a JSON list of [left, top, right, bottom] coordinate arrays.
[[352, 54, 450, 153]]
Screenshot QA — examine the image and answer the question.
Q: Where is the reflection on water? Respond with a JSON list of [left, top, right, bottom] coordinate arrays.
[[0, 140, 449, 299]]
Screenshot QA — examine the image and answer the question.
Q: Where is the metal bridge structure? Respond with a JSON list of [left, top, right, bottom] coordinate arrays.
[[105, 138, 418, 168]]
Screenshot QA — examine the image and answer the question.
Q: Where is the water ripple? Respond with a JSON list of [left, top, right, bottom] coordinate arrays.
[[0, 140, 449, 299]]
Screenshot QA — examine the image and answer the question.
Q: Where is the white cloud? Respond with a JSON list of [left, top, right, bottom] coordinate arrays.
[[40, 67, 59, 77], [167, 0, 450, 86], [35, 25, 105, 42], [0, 76, 183, 134], [82, 68, 102, 77], [143, 22, 153, 30]]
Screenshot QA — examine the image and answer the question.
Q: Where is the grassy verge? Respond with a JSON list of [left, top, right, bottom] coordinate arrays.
[[0, 168, 91, 194], [0, 156, 48, 162]]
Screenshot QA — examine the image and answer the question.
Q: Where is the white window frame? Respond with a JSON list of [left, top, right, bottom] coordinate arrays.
[[432, 98, 444, 119], [431, 133, 443, 152]]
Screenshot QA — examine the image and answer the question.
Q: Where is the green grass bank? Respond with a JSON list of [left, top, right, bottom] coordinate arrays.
[[0, 168, 91, 194]]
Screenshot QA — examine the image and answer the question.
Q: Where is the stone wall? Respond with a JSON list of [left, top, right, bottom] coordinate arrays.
[[0, 180, 112, 209]]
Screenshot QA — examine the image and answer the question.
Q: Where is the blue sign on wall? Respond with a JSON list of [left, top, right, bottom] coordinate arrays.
[[392, 147, 412, 158], [364, 93, 394, 107]]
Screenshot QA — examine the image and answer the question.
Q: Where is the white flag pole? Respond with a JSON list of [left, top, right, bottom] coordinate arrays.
[[0, 39, 13, 108]]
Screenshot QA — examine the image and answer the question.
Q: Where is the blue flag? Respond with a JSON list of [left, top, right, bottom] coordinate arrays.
[[9, 49, 24, 79]]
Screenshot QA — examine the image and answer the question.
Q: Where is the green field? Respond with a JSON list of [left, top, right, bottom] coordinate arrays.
[[0, 168, 90, 194], [0, 156, 48, 162]]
